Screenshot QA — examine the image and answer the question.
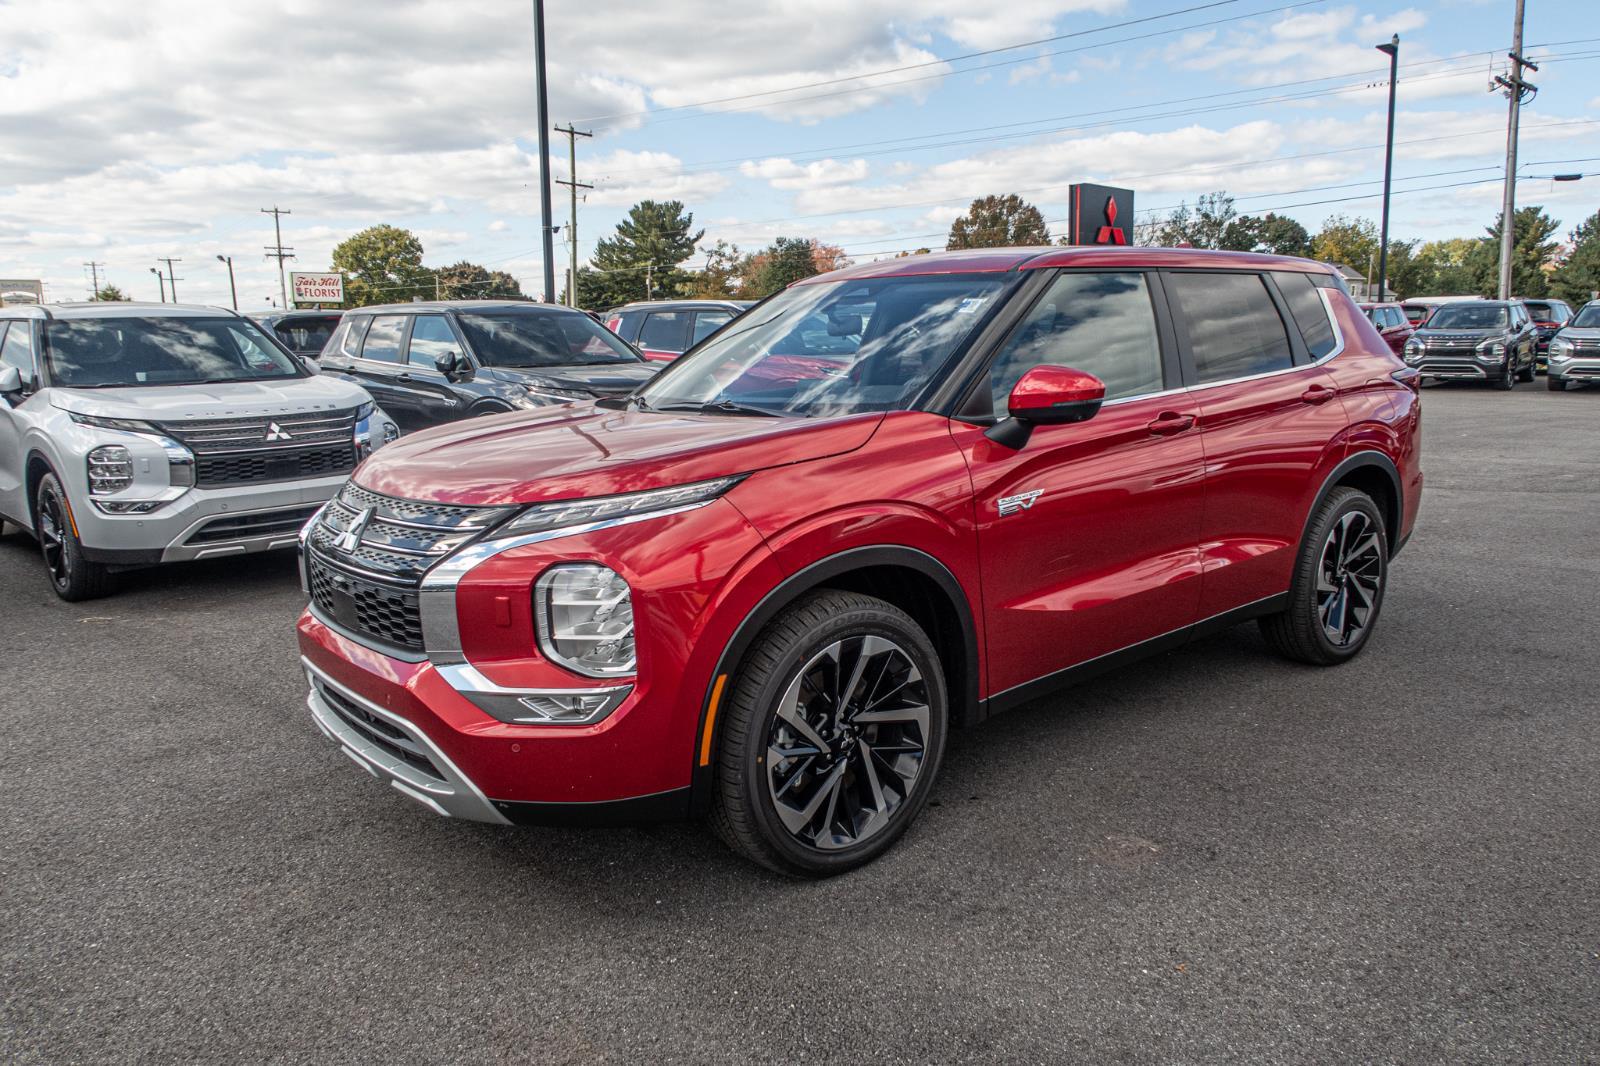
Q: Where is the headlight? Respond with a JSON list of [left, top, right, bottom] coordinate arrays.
[[1548, 338, 1572, 361], [521, 384, 591, 406], [69, 412, 158, 434], [86, 445, 134, 494], [535, 564, 636, 677], [1403, 338, 1422, 354], [354, 400, 376, 421], [499, 476, 743, 537]]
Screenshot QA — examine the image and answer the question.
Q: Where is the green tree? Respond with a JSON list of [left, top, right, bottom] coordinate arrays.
[[946, 194, 1051, 249], [1154, 191, 1237, 249], [434, 261, 524, 300], [685, 240, 746, 299], [94, 284, 128, 301], [1411, 237, 1480, 295], [1551, 209, 1600, 305], [331, 225, 432, 306], [1311, 214, 1380, 276], [740, 237, 820, 298], [1381, 239, 1426, 300], [1466, 206, 1561, 297], [1219, 212, 1312, 256], [587, 200, 705, 308]]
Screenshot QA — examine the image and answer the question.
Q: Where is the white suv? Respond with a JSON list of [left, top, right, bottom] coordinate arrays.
[[0, 302, 398, 600]]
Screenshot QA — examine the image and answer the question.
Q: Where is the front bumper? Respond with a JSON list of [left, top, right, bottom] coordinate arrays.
[[1548, 358, 1600, 383]]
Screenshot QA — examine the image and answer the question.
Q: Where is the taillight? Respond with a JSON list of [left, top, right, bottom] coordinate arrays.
[[604, 316, 621, 333]]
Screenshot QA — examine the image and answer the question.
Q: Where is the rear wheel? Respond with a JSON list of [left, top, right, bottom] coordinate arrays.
[[710, 590, 948, 877], [1517, 358, 1536, 383], [1259, 487, 1387, 666], [35, 473, 115, 601]]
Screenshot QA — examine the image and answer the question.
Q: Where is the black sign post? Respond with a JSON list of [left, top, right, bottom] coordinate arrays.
[[1066, 184, 1135, 246]]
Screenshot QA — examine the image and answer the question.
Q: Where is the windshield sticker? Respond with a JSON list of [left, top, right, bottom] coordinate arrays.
[[956, 297, 988, 315]]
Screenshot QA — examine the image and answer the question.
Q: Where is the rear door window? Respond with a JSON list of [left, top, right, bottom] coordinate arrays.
[[638, 311, 692, 352], [1273, 271, 1338, 360], [1170, 272, 1295, 382], [692, 310, 734, 345], [359, 315, 407, 363]]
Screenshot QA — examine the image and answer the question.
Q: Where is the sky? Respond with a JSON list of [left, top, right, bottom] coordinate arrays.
[[1, 0, 1595, 308]]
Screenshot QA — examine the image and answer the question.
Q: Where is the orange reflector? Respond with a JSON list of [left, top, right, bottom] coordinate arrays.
[[698, 674, 728, 767]]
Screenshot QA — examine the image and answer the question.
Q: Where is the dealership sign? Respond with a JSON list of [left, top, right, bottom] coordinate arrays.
[[1066, 184, 1135, 246], [290, 272, 344, 305]]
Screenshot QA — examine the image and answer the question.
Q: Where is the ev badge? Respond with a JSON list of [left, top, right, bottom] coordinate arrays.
[[265, 421, 292, 442], [997, 489, 1044, 516], [333, 508, 373, 553]]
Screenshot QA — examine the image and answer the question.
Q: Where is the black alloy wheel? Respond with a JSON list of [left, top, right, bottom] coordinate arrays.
[[1495, 361, 1516, 390], [710, 590, 948, 877], [34, 473, 114, 601], [1260, 487, 1387, 665]]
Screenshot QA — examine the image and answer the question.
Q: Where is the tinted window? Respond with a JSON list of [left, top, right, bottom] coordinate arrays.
[[1, 320, 36, 388], [456, 310, 640, 368], [1274, 271, 1337, 360], [692, 310, 734, 345], [638, 311, 693, 352], [988, 272, 1163, 409], [407, 315, 458, 366], [274, 315, 339, 354], [41, 317, 303, 388], [1170, 273, 1294, 382], [1571, 304, 1600, 328], [332, 316, 370, 359], [1402, 305, 1429, 324], [360, 315, 407, 363], [1429, 305, 1507, 329]]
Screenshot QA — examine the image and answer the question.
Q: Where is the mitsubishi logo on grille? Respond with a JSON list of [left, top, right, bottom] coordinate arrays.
[[333, 507, 373, 553], [265, 421, 292, 442]]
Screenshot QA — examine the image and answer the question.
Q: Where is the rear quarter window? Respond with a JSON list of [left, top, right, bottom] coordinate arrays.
[[1274, 271, 1339, 360]]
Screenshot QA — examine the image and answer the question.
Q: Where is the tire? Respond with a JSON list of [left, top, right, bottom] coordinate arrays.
[[1547, 376, 1566, 392], [709, 589, 948, 877], [34, 473, 115, 601], [1259, 487, 1387, 666], [1517, 359, 1536, 383], [1494, 364, 1515, 390]]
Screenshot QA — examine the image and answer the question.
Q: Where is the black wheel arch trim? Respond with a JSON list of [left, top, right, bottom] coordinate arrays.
[[688, 544, 980, 817], [1305, 450, 1405, 560]]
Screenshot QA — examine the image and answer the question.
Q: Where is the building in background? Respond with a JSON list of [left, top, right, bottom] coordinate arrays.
[[0, 278, 44, 306]]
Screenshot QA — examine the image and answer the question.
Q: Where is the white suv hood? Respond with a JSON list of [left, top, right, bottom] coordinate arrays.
[[49, 374, 372, 422]]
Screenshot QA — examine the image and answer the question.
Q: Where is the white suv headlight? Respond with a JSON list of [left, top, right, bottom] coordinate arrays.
[[1548, 337, 1572, 362], [535, 564, 636, 677], [86, 445, 134, 494]]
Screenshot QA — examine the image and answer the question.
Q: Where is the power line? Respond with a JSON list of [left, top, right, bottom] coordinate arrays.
[[261, 206, 295, 308], [158, 258, 183, 302], [554, 123, 594, 307], [83, 261, 104, 299]]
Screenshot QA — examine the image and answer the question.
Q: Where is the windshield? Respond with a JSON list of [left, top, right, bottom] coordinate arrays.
[[456, 310, 640, 368], [274, 315, 341, 353], [1572, 304, 1600, 328], [42, 317, 303, 388], [1427, 304, 1507, 330], [1523, 301, 1565, 323], [637, 272, 1013, 417]]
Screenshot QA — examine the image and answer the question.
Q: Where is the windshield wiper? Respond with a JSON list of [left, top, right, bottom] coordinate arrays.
[[649, 399, 781, 417]]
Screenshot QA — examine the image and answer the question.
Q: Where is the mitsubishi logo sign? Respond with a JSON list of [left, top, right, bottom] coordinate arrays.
[[1066, 183, 1135, 246], [265, 421, 293, 442], [333, 508, 373, 554]]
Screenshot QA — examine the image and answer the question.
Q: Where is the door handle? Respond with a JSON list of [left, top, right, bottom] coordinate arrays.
[[1147, 411, 1196, 436], [1300, 385, 1336, 405], [395, 373, 414, 383]]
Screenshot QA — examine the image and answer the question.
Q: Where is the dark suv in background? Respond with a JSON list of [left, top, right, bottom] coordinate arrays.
[[604, 299, 753, 362], [254, 310, 344, 359], [1521, 298, 1574, 371], [319, 301, 657, 433], [1402, 300, 1537, 389]]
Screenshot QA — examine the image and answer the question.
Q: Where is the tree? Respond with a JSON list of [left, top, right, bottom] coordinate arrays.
[[586, 200, 704, 309], [94, 284, 128, 301], [946, 194, 1051, 249], [1411, 238, 1479, 295], [434, 261, 524, 301], [1551, 209, 1600, 305], [1382, 239, 1426, 300], [1218, 212, 1312, 257], [684, 241, 746, 299], [1153, 191, 1237, 249], [811, 240, 852, 274], [1466, 205, 1560, 298], [894, 247, 933, 258], [332, 225, 432, 306], [1311, 215, 1380, 276], [740, 237, 820, 298]]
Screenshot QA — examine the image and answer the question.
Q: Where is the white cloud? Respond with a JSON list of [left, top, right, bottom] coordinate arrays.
[[739, 158, 872, 190]]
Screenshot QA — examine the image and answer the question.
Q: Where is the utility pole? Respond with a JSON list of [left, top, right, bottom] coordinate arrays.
[[554, 123, 593, 307], [84, 261, 104, 300], [1493, 0, 1537, 300], [216, 255, 238, 310], [532, 1, 556, 303], [261, 206, 295, 308], [1375, 35, 1399, 302], [150, 267, 167, 303], [645, 260, 653, 300], [159, 258, 183, 302]]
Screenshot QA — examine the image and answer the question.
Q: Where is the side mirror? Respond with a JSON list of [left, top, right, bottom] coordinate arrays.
[[300, 357, 321, 375], [985, 365, 1105, 449], [0, 365, 21, 396], [435, 351, 462, 376]]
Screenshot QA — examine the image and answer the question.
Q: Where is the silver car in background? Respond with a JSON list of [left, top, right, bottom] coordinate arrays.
[[0, 302, 398, 600], [1546, 300, 1600, 391]]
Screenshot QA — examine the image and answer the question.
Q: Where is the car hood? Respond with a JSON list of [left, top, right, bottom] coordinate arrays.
[[355, 403, 885, 506], [1556, 327, 1600, 341], [47, 374, 372, 422], [1414, 327, 1506, 340], [487, 362, 658, 396]]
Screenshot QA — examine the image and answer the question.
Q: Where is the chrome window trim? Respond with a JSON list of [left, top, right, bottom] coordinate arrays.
[[418, 500, 715, 666]]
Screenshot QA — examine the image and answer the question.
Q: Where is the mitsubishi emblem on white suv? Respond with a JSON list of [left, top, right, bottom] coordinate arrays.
[[265, 421, 292, 442]]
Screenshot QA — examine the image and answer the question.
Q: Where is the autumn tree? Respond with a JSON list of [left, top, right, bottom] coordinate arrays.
[[1551, 209, 1600, 305], [1311, 215, 1381, 275], [946, 194, 1051, 249], [1411, 238, 1479, 295], [811, 240, 852, 274], [685, 241, 745, 299], [740, 237, 820, 298], [332, 225, 432, 306]]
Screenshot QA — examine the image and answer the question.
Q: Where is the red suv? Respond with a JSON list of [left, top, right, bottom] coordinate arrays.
[[297, 247, 1422, 876]]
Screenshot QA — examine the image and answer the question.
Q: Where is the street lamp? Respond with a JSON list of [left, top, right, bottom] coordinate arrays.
[[149, 266, 166, 303], [216, 254, 238, 311], [1375, 34, 1399, 303]]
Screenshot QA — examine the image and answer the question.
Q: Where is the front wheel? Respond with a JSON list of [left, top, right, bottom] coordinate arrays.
[[710, 590, 948, 877], [1548, 376, 1566, 392], [1259, 487, 1387, 666], [35, 473, 115, 601], [1494, 365, 1515, 390]]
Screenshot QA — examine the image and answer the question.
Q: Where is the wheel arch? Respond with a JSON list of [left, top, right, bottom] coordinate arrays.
[[688, 545, 980, 816], [22, 448, 59, 531], [1307, 450, 1403, 559]]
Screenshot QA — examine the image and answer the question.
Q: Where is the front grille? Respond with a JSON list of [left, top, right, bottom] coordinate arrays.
[[187, 504, 322, 544], [1422, 337, 1479, 351], [313, 676, 444, 780], [195, 443, 355, 487], [1568, 338, 1600, 353], [304, 483, 511, 652]]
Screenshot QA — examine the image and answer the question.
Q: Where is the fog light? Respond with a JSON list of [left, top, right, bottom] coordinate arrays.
[[86, 445, 134, 494], [534, 564, 635, 677], [92, 499, 164, 514]]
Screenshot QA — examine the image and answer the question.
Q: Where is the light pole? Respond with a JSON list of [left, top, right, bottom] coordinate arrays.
[[533, 0, 556, 303], [1375, 35, 1399, 302], [149, 267, 166, 303], [216, 255, 238, 311]]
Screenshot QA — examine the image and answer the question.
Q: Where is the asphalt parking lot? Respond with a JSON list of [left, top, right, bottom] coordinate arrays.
[[2, 382, 1597, 1063]]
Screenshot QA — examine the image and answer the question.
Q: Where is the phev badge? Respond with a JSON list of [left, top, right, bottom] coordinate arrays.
[[997, 490, 1044, 517]]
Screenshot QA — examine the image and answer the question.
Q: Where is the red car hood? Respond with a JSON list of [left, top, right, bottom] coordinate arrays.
[[354, 403, 884, 506]]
